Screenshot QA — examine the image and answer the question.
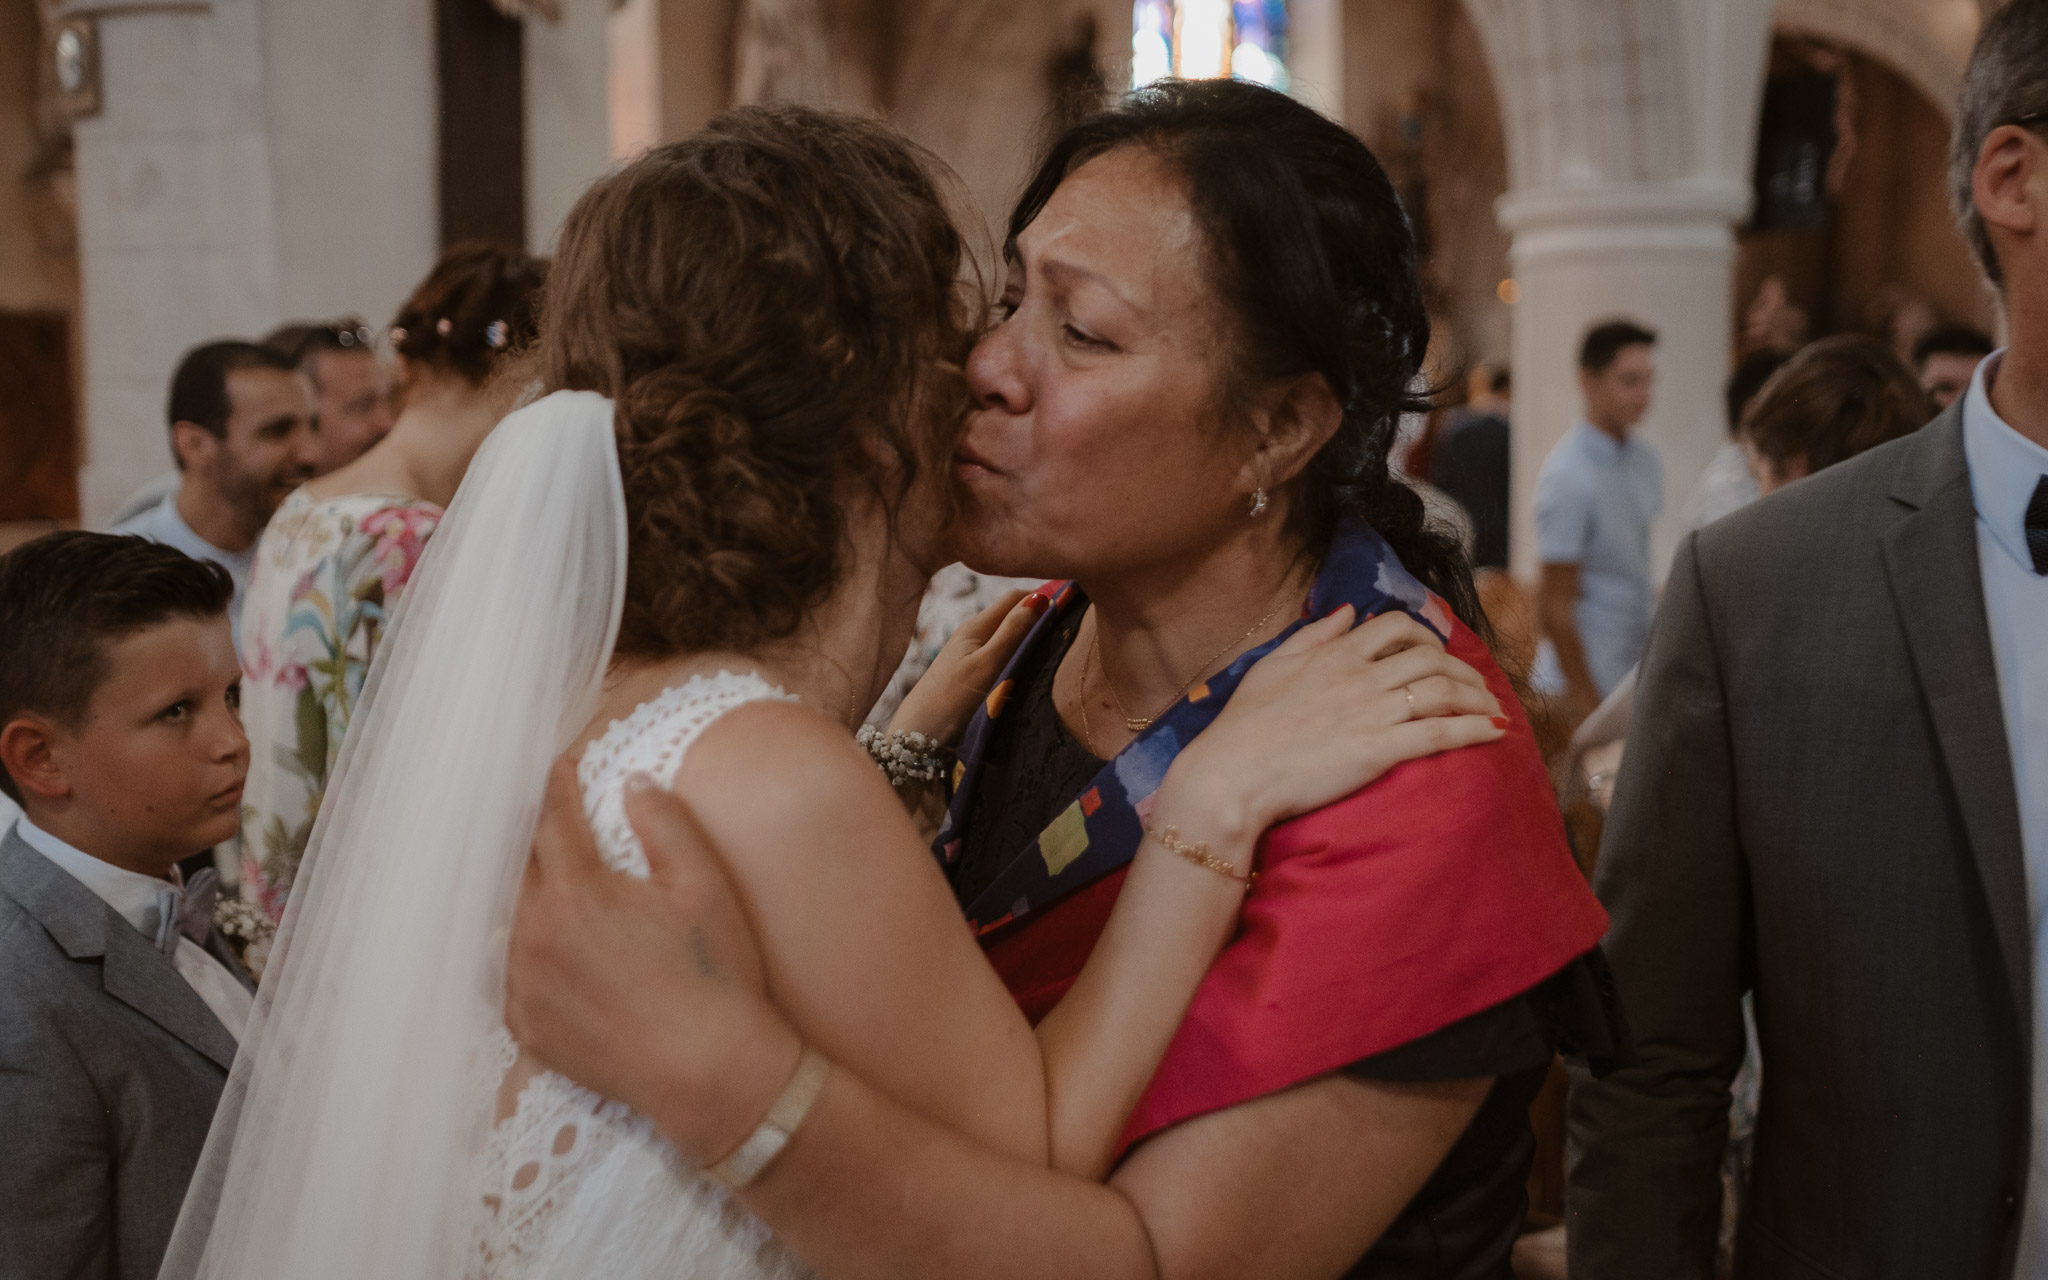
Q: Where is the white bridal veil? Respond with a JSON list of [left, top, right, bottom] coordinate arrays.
[[159, 391, 628, 1279]]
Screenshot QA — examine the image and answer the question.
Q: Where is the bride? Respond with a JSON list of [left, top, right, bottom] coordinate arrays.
[[159, 104, 1505, 1278]]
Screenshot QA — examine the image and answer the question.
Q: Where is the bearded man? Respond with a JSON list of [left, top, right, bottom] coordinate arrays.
[[113, 341, 318, 647]]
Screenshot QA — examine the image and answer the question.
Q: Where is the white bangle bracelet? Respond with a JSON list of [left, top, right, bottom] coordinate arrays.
[[703, 1044, 831, 1191]]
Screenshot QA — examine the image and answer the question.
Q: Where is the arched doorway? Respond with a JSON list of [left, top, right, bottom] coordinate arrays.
[[1737, 33, 1996, 361]]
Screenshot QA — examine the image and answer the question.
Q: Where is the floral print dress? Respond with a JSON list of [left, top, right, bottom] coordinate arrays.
[[239, 489, 443, 937]]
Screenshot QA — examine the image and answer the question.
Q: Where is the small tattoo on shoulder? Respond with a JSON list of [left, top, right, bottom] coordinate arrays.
[[690, 925, 720, 982]]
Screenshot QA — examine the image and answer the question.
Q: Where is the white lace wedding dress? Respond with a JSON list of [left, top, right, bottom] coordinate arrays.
[[158, 396, 825, 1280], [471, 671, 816, 1280]]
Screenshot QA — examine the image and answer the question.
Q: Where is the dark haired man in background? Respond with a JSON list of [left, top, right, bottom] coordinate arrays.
[[112, 341, 317, 645], [1568, 3, 2048, 1275], [1916, 320, 1998, 410], [1534, 319, 1660, 721], [263, 318, 393, 475], [1434, 364, 1512, 574]]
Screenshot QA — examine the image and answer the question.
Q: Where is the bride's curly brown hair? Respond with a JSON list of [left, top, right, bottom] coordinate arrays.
[[536, 104, 980, 658]]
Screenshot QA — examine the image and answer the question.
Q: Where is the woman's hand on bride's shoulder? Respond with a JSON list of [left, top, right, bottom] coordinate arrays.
[[1172, 605, 1509, 834], [506, 757, 801, 1166], [889, 587, 1049, 744]]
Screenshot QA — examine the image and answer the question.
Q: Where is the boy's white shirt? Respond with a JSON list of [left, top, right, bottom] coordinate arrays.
[[11, 815, 252, 1038]]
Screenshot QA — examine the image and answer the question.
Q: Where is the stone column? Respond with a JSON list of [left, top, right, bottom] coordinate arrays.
[[1463, 0, 1775, 582], [1497, 179, 1749, 580]]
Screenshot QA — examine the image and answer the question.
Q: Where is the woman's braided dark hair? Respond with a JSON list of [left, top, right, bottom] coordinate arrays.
[[1007, 78, 1483, 634]]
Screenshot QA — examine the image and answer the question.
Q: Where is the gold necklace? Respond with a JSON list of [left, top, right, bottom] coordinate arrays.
[[816, 652, 863, 730], [1077, 637, 1107, 757], [1088, 597, 1290, 735]]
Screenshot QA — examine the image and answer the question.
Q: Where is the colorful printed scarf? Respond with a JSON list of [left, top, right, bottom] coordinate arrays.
[[934, 516, 1456, 928], [933, 517, 1610, 1151]]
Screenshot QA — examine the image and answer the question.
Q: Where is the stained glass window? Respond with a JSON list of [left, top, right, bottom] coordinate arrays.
[[1132, 0, 1289, 92]]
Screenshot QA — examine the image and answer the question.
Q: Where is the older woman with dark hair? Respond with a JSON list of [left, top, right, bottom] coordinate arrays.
[[507, 80, 1618, 1278]]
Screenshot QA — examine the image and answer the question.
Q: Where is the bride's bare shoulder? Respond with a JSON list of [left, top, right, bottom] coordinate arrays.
[[669, 697, 898, 836]]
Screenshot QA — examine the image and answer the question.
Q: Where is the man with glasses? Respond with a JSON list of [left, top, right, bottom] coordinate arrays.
[[263, 319, 394, 475], [1568, 6, 2048, 1277]]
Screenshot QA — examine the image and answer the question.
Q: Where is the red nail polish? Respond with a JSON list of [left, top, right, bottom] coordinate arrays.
[[1024, 592, 1051, 613], [1490, 715, 1510, 729]]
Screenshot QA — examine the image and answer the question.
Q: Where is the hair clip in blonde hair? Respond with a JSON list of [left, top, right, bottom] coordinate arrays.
[[485, 320, 509, 349]]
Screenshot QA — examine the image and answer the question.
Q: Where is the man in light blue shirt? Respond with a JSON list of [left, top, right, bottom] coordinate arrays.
[[111, 340, 318, 649], [1535, 319, 1662, 718]]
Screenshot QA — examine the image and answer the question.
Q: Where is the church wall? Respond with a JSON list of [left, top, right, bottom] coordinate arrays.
[[887, 0, 1129, 255], [1737, 44, 1996, 351], [1340, 0, 1512, 378], [527, 0, 613, 253], [71, 2, 285, 525], [0, 0, 84, 546], [260, 0, 437, 326], [1829, 49, 1995, 333], [0, 0, 78, 315]]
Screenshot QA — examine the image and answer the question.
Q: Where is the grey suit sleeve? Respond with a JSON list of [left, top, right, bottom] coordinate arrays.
[[0, 995, 114, 1280], [1565, 532, 1750, 1279]]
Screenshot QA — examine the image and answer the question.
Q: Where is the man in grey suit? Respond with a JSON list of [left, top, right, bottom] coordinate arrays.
[[1567, 6, 2048, 1277], [0, 532, 256, 1280]]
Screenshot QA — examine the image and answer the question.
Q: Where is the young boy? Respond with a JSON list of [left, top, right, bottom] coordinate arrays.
[[0, 531, 255, 1280]]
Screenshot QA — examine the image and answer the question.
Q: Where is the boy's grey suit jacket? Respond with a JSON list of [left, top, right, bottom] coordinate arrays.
[[0, 825, 245, 1280]]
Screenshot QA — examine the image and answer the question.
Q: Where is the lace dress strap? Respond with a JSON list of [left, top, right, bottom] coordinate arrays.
[[577, 670, 797, 879]]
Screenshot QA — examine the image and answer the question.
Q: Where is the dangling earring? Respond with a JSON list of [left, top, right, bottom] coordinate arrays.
[[1248, 486, 1268, 518]]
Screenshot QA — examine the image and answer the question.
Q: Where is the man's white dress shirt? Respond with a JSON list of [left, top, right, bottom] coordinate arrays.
[[1965, 354, 2048, 1273], [12, 816, 252, 1039]]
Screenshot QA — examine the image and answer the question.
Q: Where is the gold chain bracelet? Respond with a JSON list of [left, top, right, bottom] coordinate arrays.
[[1151, 825, 1255, 890]]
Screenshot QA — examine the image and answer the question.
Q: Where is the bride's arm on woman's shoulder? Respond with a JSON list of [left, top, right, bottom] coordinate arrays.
[[664, 606, 1505, 1184], [1034, 606, 1506, 1176], [669, 698, 1052, 1166]]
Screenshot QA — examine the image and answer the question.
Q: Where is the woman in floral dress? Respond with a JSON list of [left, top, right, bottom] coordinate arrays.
[[238, 243, 546, 957]]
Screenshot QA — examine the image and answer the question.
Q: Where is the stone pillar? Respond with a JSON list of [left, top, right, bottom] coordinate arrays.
[[1463, 0, 1776, 582], [1498, 180, 1748, 580]]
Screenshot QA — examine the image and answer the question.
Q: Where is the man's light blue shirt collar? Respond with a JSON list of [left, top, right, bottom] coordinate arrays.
[[1571, 419, 1635, 463], [1963, 349, 2048, 574], [11, 815, 176, 939]]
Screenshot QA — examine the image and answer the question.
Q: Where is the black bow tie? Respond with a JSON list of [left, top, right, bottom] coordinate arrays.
[[2029, 476, 2048, 575]]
